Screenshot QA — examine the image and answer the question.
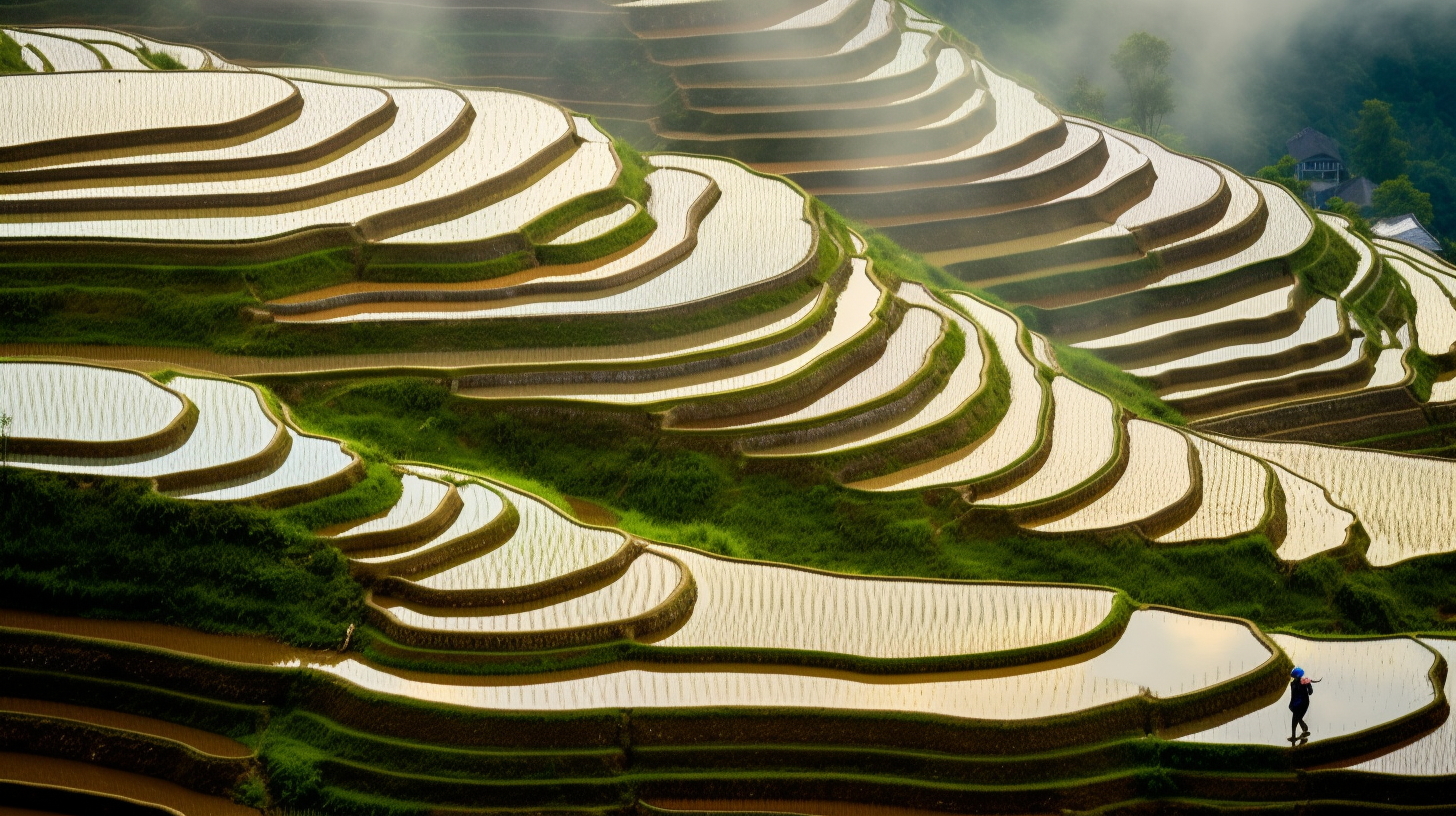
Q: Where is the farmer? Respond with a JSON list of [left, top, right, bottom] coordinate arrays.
[[1289, 667, 1319, 741]]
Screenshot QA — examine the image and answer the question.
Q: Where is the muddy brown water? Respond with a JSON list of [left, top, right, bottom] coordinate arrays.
[[565, 495, 619, 527], [0, 609, 338, 668], [0, 698, 251, 758], [0, 753, 256, 816]]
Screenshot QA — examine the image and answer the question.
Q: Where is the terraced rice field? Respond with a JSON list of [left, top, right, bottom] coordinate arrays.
[[1155, 435, 1267, 544], [3, 10, 1456, 810], [306, 610, 1271, 718], [410, 483, 626, 593], [1349, 639, 1456, 775], [654, 547, 1117, 658], [1182, 636, 1438, 745], [1031, 421, 1193, 535], [351, 479, 504, 567], [850, 294, 1043, 491], [1, 71, 296, 156], [977, 378, 1118, 509], [1215, 437, 1456, 565], [10, 375, 277, 480], [0, 363, 184, 444], [383, 551, 684, 634]]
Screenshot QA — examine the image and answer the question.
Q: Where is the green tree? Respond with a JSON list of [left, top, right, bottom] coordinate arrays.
[[1065, 75, 1107, 121], [1372, 175, 1434, 225], [1321, 197, 1372, 239], [1407, 160, 1456, 238], [1111, 32, 1175, 136], [1257, 155, 1311, 197], [1351, 100, 1410, 183]]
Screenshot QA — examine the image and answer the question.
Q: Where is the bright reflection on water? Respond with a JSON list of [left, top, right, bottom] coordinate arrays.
[[1180, 635, 1437, 746], [296, 611, 1271, 720], [1349, 638, 1456, 775]]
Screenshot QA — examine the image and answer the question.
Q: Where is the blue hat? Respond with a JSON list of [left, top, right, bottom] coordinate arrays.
[[1291, 667, 1305, 678]]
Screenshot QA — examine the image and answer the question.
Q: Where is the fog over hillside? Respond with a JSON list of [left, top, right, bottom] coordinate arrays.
[[921, 0, 1456, 171]]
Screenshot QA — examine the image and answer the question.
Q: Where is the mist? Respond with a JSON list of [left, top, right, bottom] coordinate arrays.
[[928, 0, 1456, 171]]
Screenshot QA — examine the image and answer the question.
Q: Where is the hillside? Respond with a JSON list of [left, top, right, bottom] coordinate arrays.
[[0, 3, 1455, 815]]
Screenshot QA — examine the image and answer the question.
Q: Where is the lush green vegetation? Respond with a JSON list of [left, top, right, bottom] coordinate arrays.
[[0, 30, 35, 73], [267, 376, 1455, 637], [137, 46, 185, 70], [0, 468, 365, 648]]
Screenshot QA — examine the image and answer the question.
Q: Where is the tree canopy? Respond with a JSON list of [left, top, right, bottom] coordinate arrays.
[[1111, 32, 1175, 137], [1066, 75, 1108, 121], [1352, 100, 1411, 184], [1256, 155, 1311, 198], [1373, 175, 1435, 225]]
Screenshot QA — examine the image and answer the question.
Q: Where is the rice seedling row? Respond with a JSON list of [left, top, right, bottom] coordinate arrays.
[[1073, 284, 1300, 355], [2, 30, 103, 72], [0, 362, 184, 444], [1162, 336, 1368, 406], [978, 377, 1118, 509], [303, 609, 1271, 719], [1030, 421, 1194, 535], [87, 43, 150, 71], [1264, 461, 1355, 561], [652, 546, 1118, 658], [848, 293, 1042, 491], [1154, 435, 1267, 544], [1181, 635, 1437, 746], [382, 551, 684, 634], [1215, 435, 1456, 565]]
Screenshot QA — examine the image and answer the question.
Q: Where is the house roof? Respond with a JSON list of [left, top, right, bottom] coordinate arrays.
[[1287, 127, 1344, 164], [1323, 176, 1376, 207], [1372, 214, 1443, 254]]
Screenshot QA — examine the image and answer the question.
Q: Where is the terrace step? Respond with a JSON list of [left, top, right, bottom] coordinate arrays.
[[328, 472, 464, 555], [691, 305, 951, 443], [1133, 298, 1356, 395], [0, 365, 363, 512], [1153, 434, 1270, 545], [642, 0, 880, 66], [1023, 420, 1201, 539], [454, 252, 877, 413], [1180, 635, 1445, 767], [270, 163, 712, 319], [368, 549, 695, 650], [0, 79, 398, 188], [844, 292, 1048, 493], [820, 121, 1107, 223], [1213, 434, 1456, 566], [972, 376, 1126, 524], [372, 475, 640, 608], [351, 468, 516, 582]]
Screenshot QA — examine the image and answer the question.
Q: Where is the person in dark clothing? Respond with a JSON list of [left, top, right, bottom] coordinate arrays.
[[1289, 667, 1319, 741]]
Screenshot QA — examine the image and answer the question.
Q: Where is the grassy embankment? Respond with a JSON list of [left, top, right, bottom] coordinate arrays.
[[271, 375, 1456, 638], [0, 31, 35, 73], [0, 139, 656, 355]]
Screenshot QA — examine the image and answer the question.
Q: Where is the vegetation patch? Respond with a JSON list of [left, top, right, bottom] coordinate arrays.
[[0, 468, 364, 648], [0, 30, 35, 73]]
